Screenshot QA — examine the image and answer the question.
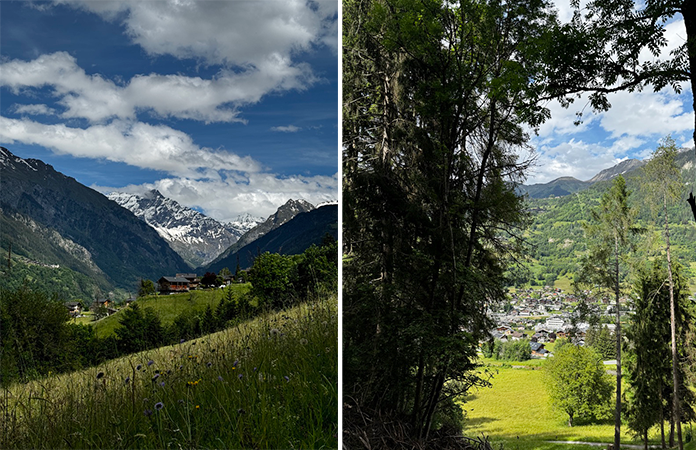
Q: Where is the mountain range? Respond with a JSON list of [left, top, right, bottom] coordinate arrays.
[[0, 147, 338, 299], [107, 190, 262, 268], [519, 158, 646, 199]]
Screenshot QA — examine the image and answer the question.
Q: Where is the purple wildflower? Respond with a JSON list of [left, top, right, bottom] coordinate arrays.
[[159, 381, 165, 387], [96, 372, 104, 379], [155, 402, 164, 411], [144, 409, 152, 417], [206, 362, 212, 368], [284, 376, 290, 382], [124, 377, 130, 384], [147, 360, 154, 366], [136, 364, 142, 371], [238, 374, 243, 380], [218, 376, 224, 382], [152, 373, 160, 381], [180, 338, 186, 344], [233, 360, 239, 368]]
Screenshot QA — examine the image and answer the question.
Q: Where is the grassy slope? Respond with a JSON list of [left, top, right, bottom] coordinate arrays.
[[2, 295, 338, 449], [461, 363, 669, 450], [92, 284, 251, 337]]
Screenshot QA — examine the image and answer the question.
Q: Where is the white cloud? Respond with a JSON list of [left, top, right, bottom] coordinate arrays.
[[527, 139, 626, 184], [0, 52, 315, 123], [0, 116, 260, 178], [96, 172, 338, 222], [599, 89, 694, 138], [12, 104, 56, 116], [55, 0, 338, 64], [271, 125, 301, 133]]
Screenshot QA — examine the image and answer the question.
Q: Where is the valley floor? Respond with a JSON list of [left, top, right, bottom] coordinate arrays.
[[461, 361, 696, 450]]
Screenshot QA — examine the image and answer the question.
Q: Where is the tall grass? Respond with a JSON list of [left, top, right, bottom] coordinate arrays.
[[1, 295, 337, 449]]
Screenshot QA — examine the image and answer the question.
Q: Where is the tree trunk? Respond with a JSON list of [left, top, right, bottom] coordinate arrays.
[[681, 0, 696, 153], [665, 197, 683, 450], [614, 236, 622, 450], [568, 412, 573, 427]]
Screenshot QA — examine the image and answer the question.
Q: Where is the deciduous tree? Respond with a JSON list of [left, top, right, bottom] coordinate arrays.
[[343, 0, 554, 440], [545, 344, 613, 427]]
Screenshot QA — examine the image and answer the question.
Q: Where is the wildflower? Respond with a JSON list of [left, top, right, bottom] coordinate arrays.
[[155, 402, 164, 411], [178, 399, 184, 404], [147, 360, 154, 367], [144, 409, 152, 417], [152, 374, 160, 381], [96, 372, 104, 379], [136, 364, 142, 371], [237, 408, 246, 414], [180, 339, 185, 344], [206, 362, 212, 368], [238, 374, 243, 380], [124, 377, 130, 384], [299, 338, 308, 345], [195, 405, 200, 410], [233, 360, 239, 367], [284, 376, 290, 382], [270, 328, 280, 336], [218, 376, 224, 382], [159, 381, 165, 387]]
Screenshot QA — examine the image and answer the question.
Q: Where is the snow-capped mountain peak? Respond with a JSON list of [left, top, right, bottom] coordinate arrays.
[[107, 190, 259, 268]]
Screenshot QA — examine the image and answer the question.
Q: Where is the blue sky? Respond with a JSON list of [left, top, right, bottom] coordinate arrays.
[[0, 0, 338, 222], [524, 1, 695, 185]]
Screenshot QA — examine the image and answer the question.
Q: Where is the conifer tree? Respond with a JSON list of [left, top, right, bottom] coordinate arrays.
[[577, 175, 640, 450]]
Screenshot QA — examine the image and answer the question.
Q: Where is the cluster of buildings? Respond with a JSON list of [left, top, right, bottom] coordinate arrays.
[[485, 286, 625, 358]]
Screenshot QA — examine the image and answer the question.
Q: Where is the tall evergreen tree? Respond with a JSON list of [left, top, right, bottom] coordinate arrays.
[[576, 175, 640, 450], [643, 136, 687, 448], [343, 0, 555, 441]]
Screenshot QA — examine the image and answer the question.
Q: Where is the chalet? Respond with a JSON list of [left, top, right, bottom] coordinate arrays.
[[93, 298, 111, 309], [65, 301, 82, 317], [510, 331, 525, 341], [531, 341, 550, 357], [158, 276, 190, 294], [176, 273, 199, 289]]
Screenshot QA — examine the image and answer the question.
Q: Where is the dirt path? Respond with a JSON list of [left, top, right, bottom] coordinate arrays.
[[547, 440, 659, 449]]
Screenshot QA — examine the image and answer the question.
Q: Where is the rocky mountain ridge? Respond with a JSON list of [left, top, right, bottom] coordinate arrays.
[[107, 190, 262, 267], [0, 147, 189, 292]]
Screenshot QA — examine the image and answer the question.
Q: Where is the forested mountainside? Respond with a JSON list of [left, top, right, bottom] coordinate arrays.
[[518, 150, 696, 288], [202, 203, 338, 273], [0, 147, 189, 294]]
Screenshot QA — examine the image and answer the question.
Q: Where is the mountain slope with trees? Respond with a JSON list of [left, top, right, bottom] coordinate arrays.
[[0, 147, 190, 293], [202, 204, 338, 273]]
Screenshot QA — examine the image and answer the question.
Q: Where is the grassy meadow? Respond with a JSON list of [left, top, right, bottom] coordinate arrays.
[[1, 295, 337, 449], [461, 361, 695, 450], [92, 284, 251, 338]]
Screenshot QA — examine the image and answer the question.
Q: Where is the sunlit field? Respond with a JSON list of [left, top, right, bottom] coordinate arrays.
[[1, 296, 337, 449]]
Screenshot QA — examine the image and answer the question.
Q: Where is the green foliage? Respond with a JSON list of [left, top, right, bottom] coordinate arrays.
[[0, 286, 80, 384], [138, 279, 156, 298], [545, 345, 613, 427], [1, 297, 338, 449], [484, 339, 531, 361], [343, 0, 553, 439], [114, 303, 166, 354], [248, 252, 297, 310], [625, 258, 696, 445], [585, 326, 616, 360]]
